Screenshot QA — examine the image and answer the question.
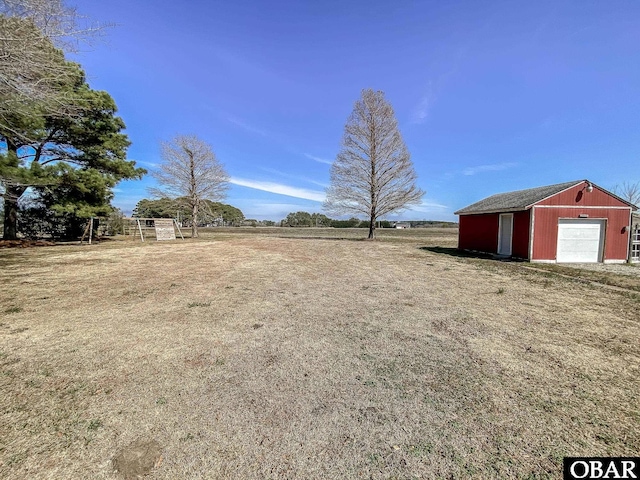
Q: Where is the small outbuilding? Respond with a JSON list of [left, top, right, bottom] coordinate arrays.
[[454, 180, 637, 263]]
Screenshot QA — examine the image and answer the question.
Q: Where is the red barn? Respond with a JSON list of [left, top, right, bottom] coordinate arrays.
[[454, 180, 637, 263]]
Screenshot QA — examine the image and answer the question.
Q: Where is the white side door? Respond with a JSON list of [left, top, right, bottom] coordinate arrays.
[[497, 214, 513, 256]]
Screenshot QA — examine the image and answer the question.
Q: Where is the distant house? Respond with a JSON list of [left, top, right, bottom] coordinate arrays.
[[454, 180, 637, 263], [394, 223, 411, 229]]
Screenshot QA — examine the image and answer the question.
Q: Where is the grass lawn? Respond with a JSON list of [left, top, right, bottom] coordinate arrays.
[[0, 228, 638, 478]]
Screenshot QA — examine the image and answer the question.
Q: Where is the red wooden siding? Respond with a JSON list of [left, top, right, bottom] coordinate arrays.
[[458, 213, 499, 253], [459, 211, 531, 258], [512, 210, 530, 259], [537, 182, 630, 208], [532, 207, 631, 261]]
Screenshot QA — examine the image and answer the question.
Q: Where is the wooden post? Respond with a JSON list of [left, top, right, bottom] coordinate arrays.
[[174, 219, 185, 240], [80, 221, 91, 244], [88, 217, 93, 245], [137, 218, 144, 242]]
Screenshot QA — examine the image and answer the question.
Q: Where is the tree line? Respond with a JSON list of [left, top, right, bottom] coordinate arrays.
[[280, 211, 390, 228], [280, 211, 458, 228], [133, 198, 244, 227]]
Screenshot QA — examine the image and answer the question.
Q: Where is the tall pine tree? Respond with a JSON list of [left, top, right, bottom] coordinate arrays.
[[0, 17, 144, 239]]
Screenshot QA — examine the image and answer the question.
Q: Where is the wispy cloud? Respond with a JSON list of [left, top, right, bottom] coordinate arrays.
[[462, 162, 518, 176], [407, 200, 449, 213], [260, 167, 328, 188], [230, 177, 326, 202], [227, 117, 269, 137], [138, 160, 159, 168], [304, 153, 333, 165], [411, 83, 434, 124], [240, 202, 320, 219], [411, 48, 469, 126]]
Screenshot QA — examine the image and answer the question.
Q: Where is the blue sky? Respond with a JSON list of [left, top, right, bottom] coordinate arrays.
[[72, 0, 640, 221]]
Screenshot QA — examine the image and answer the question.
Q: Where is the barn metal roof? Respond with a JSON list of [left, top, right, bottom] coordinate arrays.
[[454, 180, 583, 215]]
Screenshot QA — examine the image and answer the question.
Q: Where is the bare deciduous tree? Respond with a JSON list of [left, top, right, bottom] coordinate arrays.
[[0, 0, 106, 136], [150, 135, 229, 238], [324, 89, 424, 239], [614, 181, 640, 207], [1, 0, 103, 49]]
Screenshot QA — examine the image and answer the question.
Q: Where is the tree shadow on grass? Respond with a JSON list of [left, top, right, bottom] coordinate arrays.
[[421, 246, 529, 263], [276, 236, 371, 242], [419, 246, 495, 259]]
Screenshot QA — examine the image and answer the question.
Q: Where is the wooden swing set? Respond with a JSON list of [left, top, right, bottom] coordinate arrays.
[[80, 217, 184, 244]]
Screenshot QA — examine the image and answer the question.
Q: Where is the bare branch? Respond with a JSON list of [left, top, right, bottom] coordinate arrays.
[[0, 0, 109, 136], [614, 181, 640, 208], [150, 135, 229, 238], [1, 0, 107, 51], [324, 89, 424, 239]]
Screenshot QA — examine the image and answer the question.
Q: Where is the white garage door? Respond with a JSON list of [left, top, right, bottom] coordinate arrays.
[[556, 219, 604, 263]]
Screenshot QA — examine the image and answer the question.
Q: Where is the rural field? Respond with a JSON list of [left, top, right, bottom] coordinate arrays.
[[1, 227, 639, 479]]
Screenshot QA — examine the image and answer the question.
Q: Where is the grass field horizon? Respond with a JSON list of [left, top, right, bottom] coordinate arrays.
[[1, 228, 638, 478]]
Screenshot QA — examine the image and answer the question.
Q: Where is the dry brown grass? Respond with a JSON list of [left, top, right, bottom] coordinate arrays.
[[1, 230, 639, 479], [197, 226, 461, 247], [523, 263, 640, 293]]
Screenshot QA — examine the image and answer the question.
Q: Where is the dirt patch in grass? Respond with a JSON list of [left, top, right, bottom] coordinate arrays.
[[112, 438, 162, 478], [0, 233, 638, 478]]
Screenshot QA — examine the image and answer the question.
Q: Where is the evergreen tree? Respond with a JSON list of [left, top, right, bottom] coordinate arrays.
[[133, 198, 244, 227], [0, 38, 144, 239]]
